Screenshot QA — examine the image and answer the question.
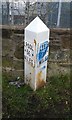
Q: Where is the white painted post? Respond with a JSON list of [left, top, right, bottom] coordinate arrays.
[[24, 16, 50, 91]]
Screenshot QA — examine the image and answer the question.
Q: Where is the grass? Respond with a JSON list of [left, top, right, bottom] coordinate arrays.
[[2, 72, 70, 119]]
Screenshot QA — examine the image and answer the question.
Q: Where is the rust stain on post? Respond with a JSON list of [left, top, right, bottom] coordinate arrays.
[[34, 39, 36, 46], [36, 71, 46, 89]]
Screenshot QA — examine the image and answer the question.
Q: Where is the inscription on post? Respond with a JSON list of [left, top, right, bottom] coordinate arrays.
[[24, 41, 35, 67], [37, 41, 49, 67]]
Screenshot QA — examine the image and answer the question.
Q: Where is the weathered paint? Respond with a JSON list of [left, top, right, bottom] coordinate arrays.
[[24, 16, 49, 90]]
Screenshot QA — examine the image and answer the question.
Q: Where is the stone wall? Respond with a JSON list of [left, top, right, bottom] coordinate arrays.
[[2, 25, 71, 78]]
